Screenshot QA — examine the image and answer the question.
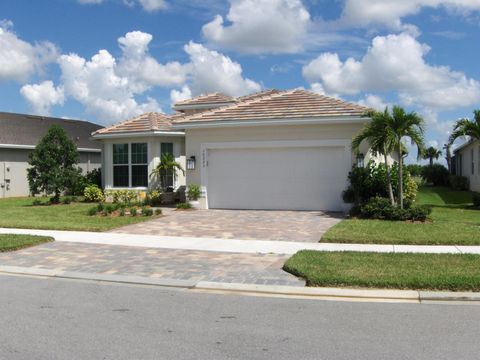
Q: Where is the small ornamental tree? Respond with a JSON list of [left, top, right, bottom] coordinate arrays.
[[27, 125, 81, 203]]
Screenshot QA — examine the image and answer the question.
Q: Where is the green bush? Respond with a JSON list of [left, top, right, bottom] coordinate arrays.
[[84, 185, 105, 202], [141, 207, 153, 216], [359, 197, 431, 221], [187, 184, 201, 201], [145, 190, 162, 206], [130, 207, 138, 216], [154, 208, 162, 216], [119, 208, 126, 217], [87, 207, 98, 216], [473, 193, 480, 208], [62, 196, 77, 204], [104, 204, 116, 214], [32, 199, 45, 206], [404, 164, 424, 177], [422, 164, 449, 186], [176, 202, 192, 209], [449, 175, 469, 191], [97, 203, 104, 212], [106, 190, 138, 205], [343, 161, 417, 205]]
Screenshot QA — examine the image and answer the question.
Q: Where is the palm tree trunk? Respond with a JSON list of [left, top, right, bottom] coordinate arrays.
[[398, 141, 404, 209], [429, 157, 433, 167], [384, 151, 395, 206]]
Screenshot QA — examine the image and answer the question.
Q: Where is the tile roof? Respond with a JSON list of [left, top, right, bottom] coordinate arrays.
[[93, 112, 173, 135], [94, 89, 370, 136], [0, 112, 102, 149], [173, 89, 369, 123], [174, 92, 235, 107]]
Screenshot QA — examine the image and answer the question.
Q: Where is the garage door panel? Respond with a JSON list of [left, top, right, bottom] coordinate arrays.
[[207, 146, 346, 211]]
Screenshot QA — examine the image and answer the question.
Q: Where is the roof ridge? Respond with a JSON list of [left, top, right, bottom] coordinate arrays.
[[298, 89, 370, 110], [94, 111, 166, 135], [174, 92, 234, 106], [176, 89, 291, 123]]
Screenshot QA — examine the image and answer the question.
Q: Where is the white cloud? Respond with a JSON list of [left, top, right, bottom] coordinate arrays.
[[0, 22, 58, 82], [202, 0, 311, 54], [20, 81, 64, 115], [340, 0, 480, 30], [117, 31, 187, 91], [303, 32, 480, 110], [123, 0, 168, 12], [183, 41, 261, 96], [357, 94, 390, 111], [170, 85, 192, 104]]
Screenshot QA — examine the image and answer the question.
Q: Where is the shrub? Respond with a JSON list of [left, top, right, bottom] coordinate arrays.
[[87, 207, 98, 216], [32, 199, 44, 206], [119, 208, 126, 217], [187, 184, 201, 201], [359, 197, 431, 221], [449, 175, 469, 191], [84, 185, 105, 202], [130, 207, 138, 216], [422, 164, 449, 186], [104, 204, 116, 214], [176, 202, 192, 209], [97, 203, 104, 212], [141, 207, 153, 216], [154, 209, 162, 216], [404, 164, 424, 177], [62, 196, 77, 204], [343, 161, 417, 205], [145, 190, 162, 206], [106, 190, 138, 205], [473, 193, 480, 208]]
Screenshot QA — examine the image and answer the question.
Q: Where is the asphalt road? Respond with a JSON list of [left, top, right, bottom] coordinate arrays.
[[1, 274, 479, 360]]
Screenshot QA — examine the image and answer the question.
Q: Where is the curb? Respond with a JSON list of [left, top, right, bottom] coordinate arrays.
[[1, 266, 479, 303], [0, 265, 196, 289]]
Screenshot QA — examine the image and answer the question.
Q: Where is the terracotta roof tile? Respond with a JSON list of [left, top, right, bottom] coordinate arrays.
[[173, 89, 369, 123], [93, 112, 173, 135], [174, 92, 235, 107]]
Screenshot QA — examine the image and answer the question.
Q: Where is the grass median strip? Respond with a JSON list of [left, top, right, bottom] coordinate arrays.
[[322, 186, 480, 245], [284, 250, 480, 291], [0, 234, 53, 252]]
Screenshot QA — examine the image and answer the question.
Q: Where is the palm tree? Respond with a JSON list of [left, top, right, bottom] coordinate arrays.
[[352, 108, 397, 205], [423, 146, 442, 167], [151, 153, 185, 191], [443, 143, 452, 173], [388, 106, 425, 209], [449, 110, 480, 145]]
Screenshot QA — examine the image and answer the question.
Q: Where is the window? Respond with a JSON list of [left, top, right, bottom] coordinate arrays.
[[131, 143, 148, 187], [161, 143, 174, 188], [112, 143, 148, 188], [355, 153, 365, 168], [472, 149, 475, 175], [113, 144, 129, 187]]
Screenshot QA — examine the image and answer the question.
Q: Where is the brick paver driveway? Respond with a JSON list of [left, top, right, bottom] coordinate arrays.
[[0, 242, 304, 286], [111, 209, 343, 242]]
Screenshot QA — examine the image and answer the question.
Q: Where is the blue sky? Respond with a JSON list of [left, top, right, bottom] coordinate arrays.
[[0, 0, 479, 161]]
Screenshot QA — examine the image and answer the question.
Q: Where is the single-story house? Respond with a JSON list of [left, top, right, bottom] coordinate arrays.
[[453, 139, 480, 192], [0, 112, 103, 198], [92, 89, 376, 212]]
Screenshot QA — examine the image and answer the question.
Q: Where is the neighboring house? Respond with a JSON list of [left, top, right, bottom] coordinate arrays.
[[92, 89, 375, 212], [0, 112, 103, 198], [453, 139, 480, 192]]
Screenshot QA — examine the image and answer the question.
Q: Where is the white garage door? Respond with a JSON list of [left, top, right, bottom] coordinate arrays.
[[206, 146, 347, 211]]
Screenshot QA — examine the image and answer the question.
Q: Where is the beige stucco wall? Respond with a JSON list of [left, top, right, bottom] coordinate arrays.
[[184, 122, 373, 208], [100, 136, 186, 191], [456, 140, 480, 192], [0, 148, 101, 198]]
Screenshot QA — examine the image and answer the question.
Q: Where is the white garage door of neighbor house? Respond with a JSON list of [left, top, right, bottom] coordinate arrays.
[[206, 146, 347, 211]]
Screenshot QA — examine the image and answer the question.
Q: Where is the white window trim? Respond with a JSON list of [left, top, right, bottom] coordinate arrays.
[[112, 142, 149, 189]]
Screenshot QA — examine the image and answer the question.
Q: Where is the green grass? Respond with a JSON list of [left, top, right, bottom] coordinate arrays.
[[0, 197, 152, 232], [0, 234, 53, 252], [284, 250, 480, 291], [322, 186, 480, 245]]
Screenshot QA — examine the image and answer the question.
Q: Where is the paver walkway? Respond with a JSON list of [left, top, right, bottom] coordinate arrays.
[[110, 208, 343, 242], [0, 242, 303, 286]]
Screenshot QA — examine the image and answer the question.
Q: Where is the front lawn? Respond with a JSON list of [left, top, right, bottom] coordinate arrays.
[[0, 197, 153, 232], [284, 250, 480, 291], [322, 186, 480, 245], [0, 234, 53, 252]]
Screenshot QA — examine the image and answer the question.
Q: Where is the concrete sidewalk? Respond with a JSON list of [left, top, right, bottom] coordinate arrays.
[[1, 227, 480, 255]]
